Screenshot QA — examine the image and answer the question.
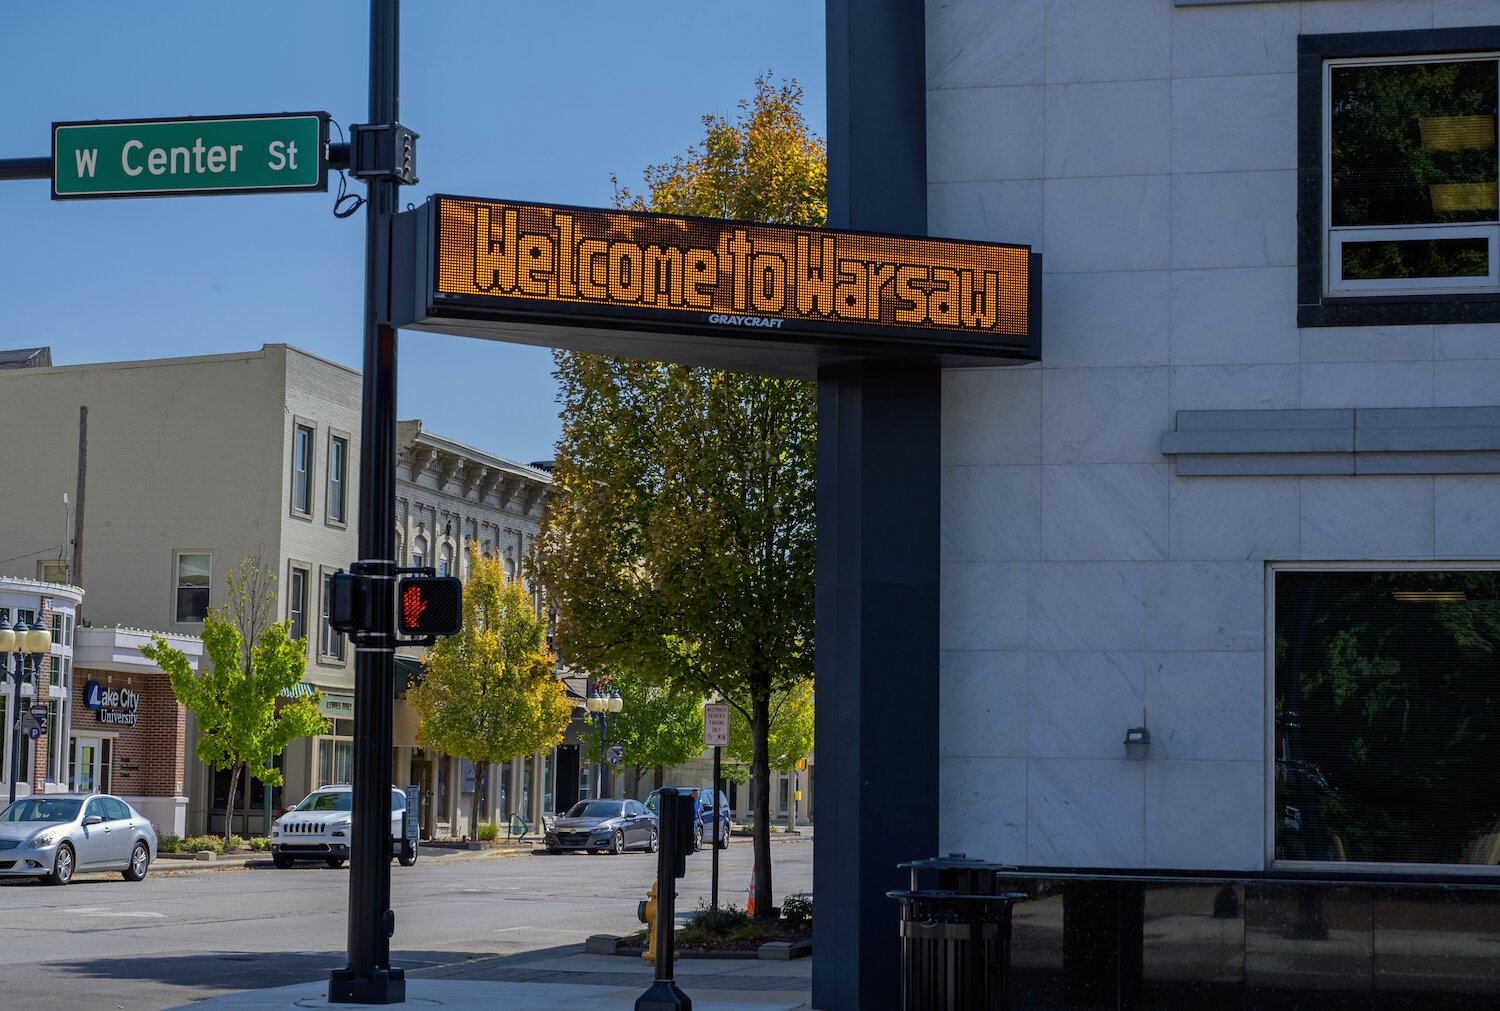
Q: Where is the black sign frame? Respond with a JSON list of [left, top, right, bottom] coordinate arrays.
[[391, 195, 1041, 379]]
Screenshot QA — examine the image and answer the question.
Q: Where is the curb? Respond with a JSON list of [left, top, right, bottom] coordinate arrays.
[[589, 933, 812, 961]]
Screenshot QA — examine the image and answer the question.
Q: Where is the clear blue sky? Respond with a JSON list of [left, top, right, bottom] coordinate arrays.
[[0, 2, 825, 464]]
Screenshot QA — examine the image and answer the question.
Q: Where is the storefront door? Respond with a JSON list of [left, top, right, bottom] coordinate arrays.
[[412, 758, 435, 840], [73, 737, 103, 794]]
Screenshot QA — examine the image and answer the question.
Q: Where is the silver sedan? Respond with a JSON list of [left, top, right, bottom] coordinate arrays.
[[0, 793, 157, 885]]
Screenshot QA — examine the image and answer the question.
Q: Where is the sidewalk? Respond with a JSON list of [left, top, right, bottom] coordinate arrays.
[[176, 943, 814, 1010]]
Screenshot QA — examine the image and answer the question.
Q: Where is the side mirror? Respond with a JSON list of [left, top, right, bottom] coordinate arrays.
[[82, 815, 103, 827]]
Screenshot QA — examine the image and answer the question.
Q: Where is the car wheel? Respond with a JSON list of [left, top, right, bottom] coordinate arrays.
[[716, 823, 730, 849], [647, 828, 659, 853], [398, 838, 419, 867], [123, 841, 150, 881], [46, 843, 75, 886], [609, 830, 624, 855], [272, 852, 294, 869], [694, 821, 704, 852], [326, 857, 346, 869]]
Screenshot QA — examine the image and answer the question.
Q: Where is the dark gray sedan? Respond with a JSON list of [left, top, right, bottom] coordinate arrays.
[[545, 799, 658, 855], [0, 793, 157, 885]]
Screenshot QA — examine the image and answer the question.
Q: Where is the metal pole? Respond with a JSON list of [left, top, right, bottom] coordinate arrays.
[[598, 714, 609, 800], [330, 0, 403, 1002], [711, 744, 721, 909], [8, 656, 21, 807]]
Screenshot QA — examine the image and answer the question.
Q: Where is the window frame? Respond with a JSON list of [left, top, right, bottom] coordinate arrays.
[[318, 567, 347, 665], [173, 551, 212, 625], [287, 562, 310, 646], [1298, 27, 1500, 326], [290, 418, 315, 517], [326, 429, 350, 528], [1266, 560, 1500, 877]]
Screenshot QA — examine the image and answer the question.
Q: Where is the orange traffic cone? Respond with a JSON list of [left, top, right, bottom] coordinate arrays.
[[746, 875, 757, 917]]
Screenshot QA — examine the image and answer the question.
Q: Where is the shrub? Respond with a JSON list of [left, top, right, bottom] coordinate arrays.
[[475, 821, 500, 842], [729, 921, 777, 944], [683, 899, 749, 937], [182, 834, 224, 855], [225, 834, 245, 851], [247, 836, 271, 851], [781, 892, 812, 926], [157, 834, 182, 853]]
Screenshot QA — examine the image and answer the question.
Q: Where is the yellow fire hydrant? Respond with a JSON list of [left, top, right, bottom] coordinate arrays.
[[638, 882, 660, 965], [637, 881, 679, 966]]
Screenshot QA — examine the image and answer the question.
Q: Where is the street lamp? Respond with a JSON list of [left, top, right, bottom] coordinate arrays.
[[587, 689, 624, 799], [3, 613, 52, 806]]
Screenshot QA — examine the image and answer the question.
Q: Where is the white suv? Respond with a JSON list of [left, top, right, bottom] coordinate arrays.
[[270, 785, 417, 868]]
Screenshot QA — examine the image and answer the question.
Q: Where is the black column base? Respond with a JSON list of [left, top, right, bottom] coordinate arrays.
[[328, 965, 407, 1004], [635, 979, 692, 1010]]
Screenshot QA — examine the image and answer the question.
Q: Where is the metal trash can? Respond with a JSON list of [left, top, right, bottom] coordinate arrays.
[[889, 853, 1027, 1011]]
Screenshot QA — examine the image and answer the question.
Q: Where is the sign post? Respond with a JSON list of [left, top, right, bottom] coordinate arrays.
[[703, 701, 730, 909]]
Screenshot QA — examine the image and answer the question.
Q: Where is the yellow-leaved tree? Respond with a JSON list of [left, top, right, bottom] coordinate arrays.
[[406, 545, 572, 836]]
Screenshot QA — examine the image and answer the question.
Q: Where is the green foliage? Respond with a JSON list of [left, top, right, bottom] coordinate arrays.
[[181, 834, 224, 855], [588, 671, 706, 776], [680, 899, 751, 945], [727, 680, 813, 772], [475, 821, 500, 842], [781, 892, 812, 926], [409, 545, 573, 833], [141, 554, 327, 840], [247, 836, 271, 852], [157, 833, 182, 853], [532, 73, 822, 920]]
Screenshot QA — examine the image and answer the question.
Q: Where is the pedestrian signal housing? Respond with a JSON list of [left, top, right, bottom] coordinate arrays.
[[396, 576, 462, 637]]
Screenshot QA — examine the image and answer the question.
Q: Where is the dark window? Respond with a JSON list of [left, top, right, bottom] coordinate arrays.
[[328, 435, 348, 523], [292, 424, 313, 514], [1275, 569, 1500, 866], [320, 572, 346, 661], [289, 567, 308, 642], [1298, 28, 1500, 325], [175, 553, 210, 623]]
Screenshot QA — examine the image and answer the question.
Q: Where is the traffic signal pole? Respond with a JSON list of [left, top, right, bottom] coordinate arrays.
[[329, 0, 404, 1002]]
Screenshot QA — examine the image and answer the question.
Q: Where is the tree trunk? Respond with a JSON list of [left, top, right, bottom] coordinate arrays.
[[751, 692, 773, 920], [653, 766, 666, 790], [471, 776, 483, 841], [224, 764, 242, 842]]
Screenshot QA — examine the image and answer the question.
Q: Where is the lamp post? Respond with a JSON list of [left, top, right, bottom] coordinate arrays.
[[586, 690, 624, 799], [2, 614, 53, 807]]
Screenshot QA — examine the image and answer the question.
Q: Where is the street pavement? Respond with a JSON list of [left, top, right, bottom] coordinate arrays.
[[182, 830, 817, 1010], [179, 945, 813, 1010]]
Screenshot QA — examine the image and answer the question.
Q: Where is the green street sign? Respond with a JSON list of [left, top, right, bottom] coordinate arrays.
[[52, 113, 328, 199]]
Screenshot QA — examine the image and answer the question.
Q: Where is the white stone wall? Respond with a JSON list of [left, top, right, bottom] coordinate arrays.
[[931, 0, 1500, 870]]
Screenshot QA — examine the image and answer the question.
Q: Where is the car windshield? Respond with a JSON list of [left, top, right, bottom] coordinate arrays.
[[296, 792, 352, 813], [565, 801, 622, 819], [1, 798, 82, 823]]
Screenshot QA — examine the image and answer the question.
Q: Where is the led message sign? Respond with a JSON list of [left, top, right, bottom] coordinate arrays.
[[395, 196, 1039, 377]]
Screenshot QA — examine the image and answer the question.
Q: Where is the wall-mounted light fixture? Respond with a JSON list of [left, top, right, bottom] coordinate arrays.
[[1124, 725, 1150, 760]]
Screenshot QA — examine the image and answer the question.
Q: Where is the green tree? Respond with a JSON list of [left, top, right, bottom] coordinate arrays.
[[141, 554, 327, 838], [408, 545, 573, 836], [727, 680, 814, 774], [590, 673, 707, 798], [532, 74, 821, 917]]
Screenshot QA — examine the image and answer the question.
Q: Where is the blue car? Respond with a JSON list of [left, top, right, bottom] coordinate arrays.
[[645, 787, 731, 851]]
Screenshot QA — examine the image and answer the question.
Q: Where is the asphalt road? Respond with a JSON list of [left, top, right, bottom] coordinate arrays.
[[0, 835, 814, 1011]]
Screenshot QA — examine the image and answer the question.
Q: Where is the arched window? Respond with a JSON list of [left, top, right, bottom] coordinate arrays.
[[412, 535, 428, 569], [438, 544, 453, 578]]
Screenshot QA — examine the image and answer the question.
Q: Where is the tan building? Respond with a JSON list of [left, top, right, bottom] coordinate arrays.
[[0, 344, 360, 834], [391, 420, 585, 840]]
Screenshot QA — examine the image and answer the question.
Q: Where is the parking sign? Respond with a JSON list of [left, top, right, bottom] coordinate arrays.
[[703, 703, 730, 747]]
